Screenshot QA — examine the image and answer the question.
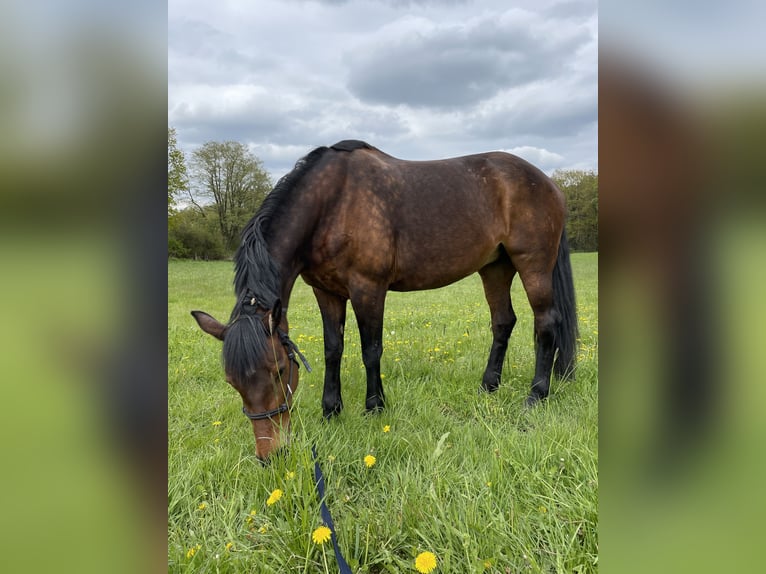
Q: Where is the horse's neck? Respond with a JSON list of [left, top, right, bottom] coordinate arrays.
[[266, 200, 315, 305]]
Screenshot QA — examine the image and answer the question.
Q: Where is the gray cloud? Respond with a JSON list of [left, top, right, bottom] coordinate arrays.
[[467, 80, 597, 142], [168, 0, 597, 176], [345, 13, 590, 108]]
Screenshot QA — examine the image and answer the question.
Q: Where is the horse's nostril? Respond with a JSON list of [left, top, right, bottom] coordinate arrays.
[[255, 445, 289, 465], [270, 446, 289, 461], [255, 454, 271, 466]]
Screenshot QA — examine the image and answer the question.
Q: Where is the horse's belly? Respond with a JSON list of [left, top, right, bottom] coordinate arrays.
[[389, 244, 501, 291]]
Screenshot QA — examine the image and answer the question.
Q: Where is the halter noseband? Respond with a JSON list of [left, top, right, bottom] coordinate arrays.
[[240, 304, 312, 422]]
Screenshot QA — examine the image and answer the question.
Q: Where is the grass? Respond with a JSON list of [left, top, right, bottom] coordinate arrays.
[[168, 253, 598, 573]]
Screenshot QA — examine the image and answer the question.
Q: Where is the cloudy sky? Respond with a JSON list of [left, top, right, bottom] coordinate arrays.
[[169, 0, 597, 181]]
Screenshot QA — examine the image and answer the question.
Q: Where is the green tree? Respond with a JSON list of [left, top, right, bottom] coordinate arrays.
[[167, 127, 188, 216], [190, 141, 273, 252], [552, 169, 598, 252]]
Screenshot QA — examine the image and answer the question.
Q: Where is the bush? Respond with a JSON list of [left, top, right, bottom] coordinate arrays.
[[168, 207, 228, 260]]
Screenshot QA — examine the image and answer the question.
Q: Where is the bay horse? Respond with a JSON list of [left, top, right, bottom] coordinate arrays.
[[192, 140, 578, 460]]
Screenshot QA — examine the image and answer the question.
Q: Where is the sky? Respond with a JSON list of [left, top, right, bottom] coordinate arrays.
[[168, 0, 597, 181]]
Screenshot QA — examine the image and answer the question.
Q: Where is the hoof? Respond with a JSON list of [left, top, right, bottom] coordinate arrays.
[[322, 404, 343, 420], [525, 392, 548, 407], [364, 396, 385, 414]]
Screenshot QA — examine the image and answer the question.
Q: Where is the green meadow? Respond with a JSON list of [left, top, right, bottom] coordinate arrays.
[[168, 253, 598, 573]]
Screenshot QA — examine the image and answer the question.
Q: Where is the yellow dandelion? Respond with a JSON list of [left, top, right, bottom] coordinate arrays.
[[364, 454, 376, 468], [225, 542, 234, 552], [415, 551, 438, 573], [483, 559, 492, 569], [212, 420, 222, 426], [258, 525, 268, 534], [538, 505, 547, 514], [285, 471, 296, 480], [197, 502, 207, 510], [383, 425, 391, 433], [186, 544, 201, 559], [266, 489, 283, 506], [312, 525, 332, 545]]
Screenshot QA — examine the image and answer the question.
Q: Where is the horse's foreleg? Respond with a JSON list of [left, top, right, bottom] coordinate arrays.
[[479, 260, 517, 392], [313, 288, 347, 419], [349, 285, 386, 413]]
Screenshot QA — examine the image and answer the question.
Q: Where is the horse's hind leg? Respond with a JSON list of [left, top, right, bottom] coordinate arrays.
[[479, 257, 517, 392], [313, 288, 348, 419], [515, 263, 558, 406], [349, 282, 387, 413]]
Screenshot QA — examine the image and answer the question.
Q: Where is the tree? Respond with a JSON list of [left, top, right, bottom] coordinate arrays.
[[552, 169, 598, 252], [190, 141, 273, 252], [167, 127, 188, 216]]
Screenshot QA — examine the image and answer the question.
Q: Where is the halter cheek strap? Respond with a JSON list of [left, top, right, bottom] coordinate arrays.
[[241, 329, 311, 421]]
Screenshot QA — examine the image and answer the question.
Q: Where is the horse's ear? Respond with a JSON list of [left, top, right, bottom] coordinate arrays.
[[191, 310, 226, 341], [270, 299, 282, 329]]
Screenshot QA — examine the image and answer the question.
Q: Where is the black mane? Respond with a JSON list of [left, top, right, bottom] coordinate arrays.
[[223, 144, 332, 379], [232, 145, 332, 310], [330, 139, 375, 153]]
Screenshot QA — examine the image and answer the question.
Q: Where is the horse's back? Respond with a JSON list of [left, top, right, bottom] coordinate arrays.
[[306, 145, 565, 292]]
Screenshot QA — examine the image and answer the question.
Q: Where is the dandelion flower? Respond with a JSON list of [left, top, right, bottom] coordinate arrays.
[[212, 420, 222, 426], [312, 525, 332, 545], [364, 454, 376, 468], [225, 542, 234, 552], [266, 489, 283, 506], [415, 551, 437, 573], [186, 544, 201, 559], [383, 425, 391, 433], [285, 471, 295, 480], [197, 502, 207, 510], [258, 525, 268, 534]]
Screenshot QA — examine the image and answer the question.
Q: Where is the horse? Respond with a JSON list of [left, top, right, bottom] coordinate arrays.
[[192, 140, 578, 460]]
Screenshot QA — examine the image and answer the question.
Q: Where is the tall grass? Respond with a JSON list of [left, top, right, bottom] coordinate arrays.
[[168, 253, 598, 573]]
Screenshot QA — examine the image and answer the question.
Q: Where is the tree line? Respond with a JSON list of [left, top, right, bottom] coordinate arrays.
[[168, 128, 597, 259]]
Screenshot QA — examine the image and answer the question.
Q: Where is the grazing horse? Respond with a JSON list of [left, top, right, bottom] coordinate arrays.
[[192, 140, 578, 460]]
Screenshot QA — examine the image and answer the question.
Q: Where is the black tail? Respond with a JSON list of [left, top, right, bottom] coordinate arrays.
[[552, 229, 579, 379]]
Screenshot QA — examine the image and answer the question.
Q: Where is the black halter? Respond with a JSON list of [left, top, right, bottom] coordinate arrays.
[[241, 326, 312, 421]]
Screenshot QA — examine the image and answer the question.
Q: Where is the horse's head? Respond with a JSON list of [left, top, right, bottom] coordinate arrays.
[[191, 298, 304, 461]]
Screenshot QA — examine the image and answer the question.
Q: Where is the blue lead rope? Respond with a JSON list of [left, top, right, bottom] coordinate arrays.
[[312, 445, 353, 574]]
